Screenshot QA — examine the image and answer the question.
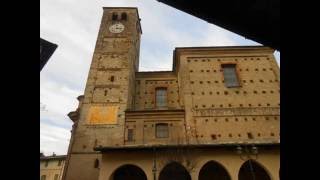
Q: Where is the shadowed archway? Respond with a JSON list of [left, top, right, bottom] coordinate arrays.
[[238, 160, 271, 180], [199, 160, 231, 180], [159, 162, 191, 180], [111, 164, 147, 180]]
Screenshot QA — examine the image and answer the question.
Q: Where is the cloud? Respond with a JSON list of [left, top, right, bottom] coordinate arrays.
[[40, 0, 280, 155], [40, 122, 71, 156]]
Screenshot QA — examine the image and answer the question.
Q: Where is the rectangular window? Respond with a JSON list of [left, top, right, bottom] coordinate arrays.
[[44, 160, 49, 167], [156, 123, 169, 138], [127, 129, 134, 141], [222, 64, 240, 87], [54, 174, 59, 180], [156, 88, 167, 108]]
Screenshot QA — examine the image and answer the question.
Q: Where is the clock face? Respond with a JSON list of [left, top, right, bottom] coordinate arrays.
[[109, 23, 125, 33]]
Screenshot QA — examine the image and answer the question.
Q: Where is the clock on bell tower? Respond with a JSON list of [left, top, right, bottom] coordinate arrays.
[[109, 22, 125, 33]]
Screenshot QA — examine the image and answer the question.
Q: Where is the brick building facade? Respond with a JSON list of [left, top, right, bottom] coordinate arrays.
[[63, 7, 280, 180]]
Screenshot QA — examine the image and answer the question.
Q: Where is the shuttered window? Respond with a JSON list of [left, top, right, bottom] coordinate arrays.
[[156, 88, 167, 108], [127, 129, 134, 141], [222, 64, 240, 87], [156, 123, 169, 138]]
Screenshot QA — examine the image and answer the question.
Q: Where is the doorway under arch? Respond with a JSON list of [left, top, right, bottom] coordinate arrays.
[[159, 161, 191, 180], [110, 164, 147, 180], [199, 160, 231, 180], [238, 160, 271, 180]]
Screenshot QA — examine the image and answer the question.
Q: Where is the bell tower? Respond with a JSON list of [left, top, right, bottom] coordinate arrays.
[[63, 7, 142, 180], [84, 7, 141, 120]]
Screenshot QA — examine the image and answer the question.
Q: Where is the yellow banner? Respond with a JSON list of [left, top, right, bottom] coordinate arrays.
[[87, 105, 118, 124]]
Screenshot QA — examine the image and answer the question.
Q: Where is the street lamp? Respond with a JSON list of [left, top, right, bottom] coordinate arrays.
[[236, 145, 258, 180]]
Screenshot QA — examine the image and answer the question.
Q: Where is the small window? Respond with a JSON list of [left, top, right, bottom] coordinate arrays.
[[58, 160, 62, 166], [222, 64, 240, 87], [127, 129, 134, 141], [41, 175, 46, 180], [156, 88, 167, 108], [54, 174, 59, 180], [156, 123, 169, 138], [94, 159, 100, 168], [247, 132, 254, 139], [110, 76, 115, 82], [211, 134, 217, 140], [121, 13, 127, 20], [112, 13, 118, 21]]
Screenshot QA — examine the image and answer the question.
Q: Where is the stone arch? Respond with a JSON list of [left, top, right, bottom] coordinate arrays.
[[110, 164, 147, 180], [198, 160, 231, 180], [238, 159, 272, 180], [159, 161, 191, 180]]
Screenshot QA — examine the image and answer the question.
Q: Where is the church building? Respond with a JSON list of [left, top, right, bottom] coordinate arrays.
[[63, 7, 280, 180]]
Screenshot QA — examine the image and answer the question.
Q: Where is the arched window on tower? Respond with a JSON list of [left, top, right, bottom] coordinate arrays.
[[112, 13, 118, 21], [121, 12, 127, 21]]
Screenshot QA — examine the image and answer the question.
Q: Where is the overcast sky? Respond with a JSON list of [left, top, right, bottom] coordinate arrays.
[[40, 0, 280, 156]]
